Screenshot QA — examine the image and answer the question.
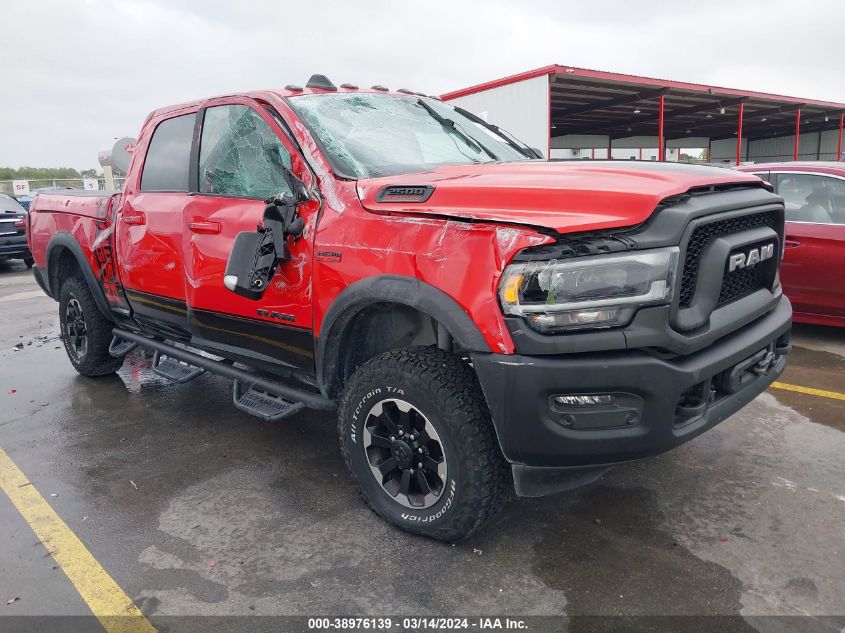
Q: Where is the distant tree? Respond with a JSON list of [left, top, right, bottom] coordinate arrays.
[[680, 149, 708, 163], [0, 166, 86, 180], [80, 169, 100, 179]]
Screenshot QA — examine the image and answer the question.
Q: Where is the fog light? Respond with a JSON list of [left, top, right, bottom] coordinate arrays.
[[527, 307, 634, 333], [553, 394, 615, 406]]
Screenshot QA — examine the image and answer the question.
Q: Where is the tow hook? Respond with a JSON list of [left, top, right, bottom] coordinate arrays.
[[752, 349, 776, 376], [719, 344, 777, 393]]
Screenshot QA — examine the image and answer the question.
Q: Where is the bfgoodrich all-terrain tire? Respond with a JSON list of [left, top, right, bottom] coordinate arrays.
[[58, 277, 123, 377], [339, 346, 511, 542]]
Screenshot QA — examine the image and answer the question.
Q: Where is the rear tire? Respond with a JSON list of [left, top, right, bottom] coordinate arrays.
[[58, 277, 123, 377], [338, 346, 511, 542], [23, 257, 34, 268]]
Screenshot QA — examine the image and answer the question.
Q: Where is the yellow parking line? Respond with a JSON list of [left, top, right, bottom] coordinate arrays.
[[0, 448, 156, 633], [771, 381, 845, 402]]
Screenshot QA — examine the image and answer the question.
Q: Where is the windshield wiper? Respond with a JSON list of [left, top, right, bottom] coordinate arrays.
[[416, 99, 499, 161], [453, 106, 541, 159]]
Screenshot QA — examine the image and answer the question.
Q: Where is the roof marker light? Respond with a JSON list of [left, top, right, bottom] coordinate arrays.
[[305, 74, 337, 91]]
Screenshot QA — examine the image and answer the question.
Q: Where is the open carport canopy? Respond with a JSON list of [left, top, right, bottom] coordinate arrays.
[[441, 65, 845, 161]]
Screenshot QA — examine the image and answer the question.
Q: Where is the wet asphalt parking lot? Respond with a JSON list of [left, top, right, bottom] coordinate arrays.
[[1, 258, 844, 632]]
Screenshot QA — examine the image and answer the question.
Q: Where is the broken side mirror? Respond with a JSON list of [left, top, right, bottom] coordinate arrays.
[[223, 172, 311, 300]]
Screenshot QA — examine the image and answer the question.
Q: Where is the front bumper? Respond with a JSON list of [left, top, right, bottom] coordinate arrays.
[[472, 296, 792, 496]]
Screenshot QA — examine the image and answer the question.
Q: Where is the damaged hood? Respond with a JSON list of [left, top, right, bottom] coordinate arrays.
[[356, 161, 766, 234]]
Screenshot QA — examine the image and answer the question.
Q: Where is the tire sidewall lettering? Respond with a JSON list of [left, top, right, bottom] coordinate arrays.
[[401, 479, 457, 523], [349, 385, 405, 444]]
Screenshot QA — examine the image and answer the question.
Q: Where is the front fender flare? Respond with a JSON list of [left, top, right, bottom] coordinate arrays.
[[316, 275, 490, 396], [46, 232, 115, 322]]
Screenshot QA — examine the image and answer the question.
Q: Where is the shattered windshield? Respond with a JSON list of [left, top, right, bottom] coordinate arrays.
[[288, 93, 533, 178]]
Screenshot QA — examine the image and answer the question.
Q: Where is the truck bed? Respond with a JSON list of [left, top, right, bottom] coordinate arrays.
[[31, 190, 120, 220]]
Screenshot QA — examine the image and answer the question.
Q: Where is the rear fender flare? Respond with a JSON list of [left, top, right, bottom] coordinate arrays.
[[45, 232, 115, 322]]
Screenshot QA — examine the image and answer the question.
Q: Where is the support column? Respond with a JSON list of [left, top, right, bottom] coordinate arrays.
[[547, 76, 552, 160], [793, 108, 801, 160], [838, 112, 844, 161], [658, 95, 665, 161], [736, 102, 744, 165]]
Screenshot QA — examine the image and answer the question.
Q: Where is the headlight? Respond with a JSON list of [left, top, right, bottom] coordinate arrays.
[[499, 247, 679, 333]]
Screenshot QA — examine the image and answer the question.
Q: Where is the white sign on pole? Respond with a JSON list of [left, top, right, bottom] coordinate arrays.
[[83, 178, 99, 191], [12, 180, 30, 197]]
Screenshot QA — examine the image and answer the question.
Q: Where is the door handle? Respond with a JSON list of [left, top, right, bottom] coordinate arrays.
[[784, 239, 800, 249], [188, 221, 222, 235], [122, 211, 146, 226]]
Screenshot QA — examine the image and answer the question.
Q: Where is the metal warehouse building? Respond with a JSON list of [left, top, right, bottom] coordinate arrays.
[[441, 65, 845, 164]]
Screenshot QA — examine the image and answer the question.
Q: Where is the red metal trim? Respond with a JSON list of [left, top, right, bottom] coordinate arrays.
[[736, 101, 744, 165], [442, 64, 845, 110], [638, 147, 643, 160], [658, 95, 665, 161], [441, 65, 557, 101], [794, 108, 801, 160], [547, 76, 552, 160], [838, 112, 844, 161]]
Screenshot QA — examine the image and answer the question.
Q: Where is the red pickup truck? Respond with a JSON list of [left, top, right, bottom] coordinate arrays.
[[28, 75, 792, 541]]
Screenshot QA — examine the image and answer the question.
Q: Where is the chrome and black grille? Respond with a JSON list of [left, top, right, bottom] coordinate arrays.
[[679, 211, 777, 308]]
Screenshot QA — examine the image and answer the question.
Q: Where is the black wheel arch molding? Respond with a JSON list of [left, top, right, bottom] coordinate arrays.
[[316, 275, 492, 398], [45, 232, 116, 323]]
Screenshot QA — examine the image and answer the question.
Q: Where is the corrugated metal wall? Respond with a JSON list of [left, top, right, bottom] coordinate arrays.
[[710, 138, 748, 163], [445, 75, 550, 158], [707, 130, 840, 164], [550, 135, 703, 161], [748, 129, 842, 162]]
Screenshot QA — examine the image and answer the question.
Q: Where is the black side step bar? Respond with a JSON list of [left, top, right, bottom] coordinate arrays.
[[152, 350, 205, 384], [111, 328, 334, 412], [108, 336, 138, 358], [233, 380, 305, 421]]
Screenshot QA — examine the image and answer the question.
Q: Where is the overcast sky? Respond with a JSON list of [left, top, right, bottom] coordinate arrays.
[[2, 0, 844, 170]]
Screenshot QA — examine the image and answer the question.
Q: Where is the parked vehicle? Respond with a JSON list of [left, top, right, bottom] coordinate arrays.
[[28, 77, 791, 541], [0, 192, 32, 267], [735, 162, 845, 327]]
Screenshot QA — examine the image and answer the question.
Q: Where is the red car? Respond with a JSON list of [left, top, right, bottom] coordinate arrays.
[[736, 162, 845, 327], [27, 77, 791, 541]]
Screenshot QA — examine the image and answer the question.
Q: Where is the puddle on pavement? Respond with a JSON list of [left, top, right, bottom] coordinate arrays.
[[773, 346, 845, 432], [527, 485, 755, 630]]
